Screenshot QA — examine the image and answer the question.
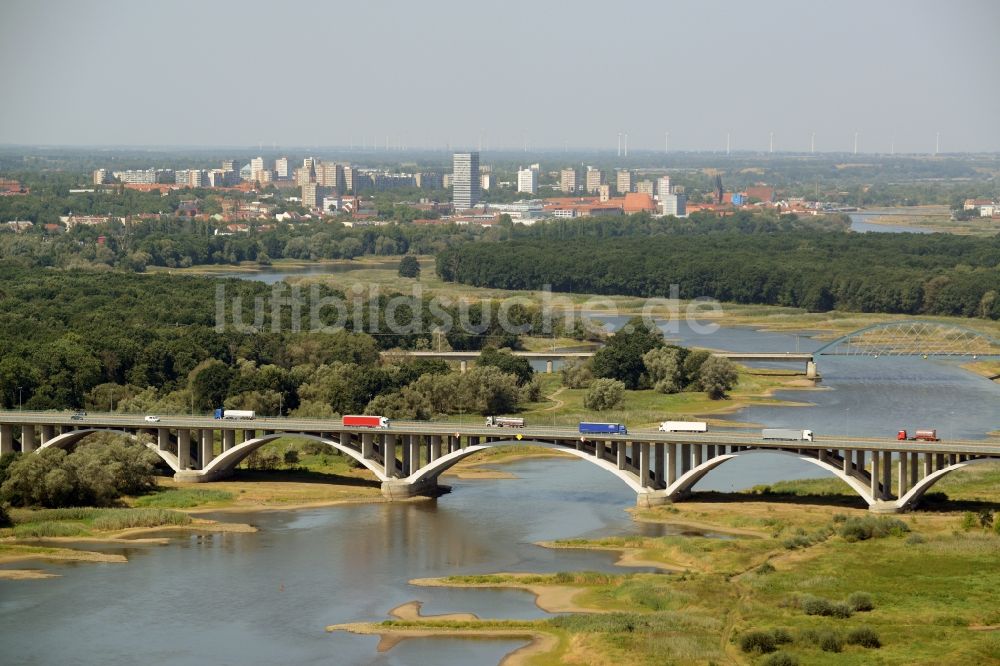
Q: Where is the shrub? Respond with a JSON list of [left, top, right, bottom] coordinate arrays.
[[832, 513, 848, 523], [783, 534, 812, 550], [802, 597, 835, 617], [560, 359, 593, 389], [847, 626, 881, 648], [906, 533, 926, 545], [13, 521, 88, 538], [583, 378, 625, 411], [283, 449, 300, 466], [738, 630, 776, 654], [0, 503, 11, 528], [839, 516, 910, 542], [830, 602, 854, 619], [244, 450, 280, 471], [847, 592, 875, 612], [771, 628, 793, 645], [756, 561, 776, 575], [301, 441, 329, 456], [819, 631, 843, 652], [961, 512, 977, 531], [762, 652, 799, 666]]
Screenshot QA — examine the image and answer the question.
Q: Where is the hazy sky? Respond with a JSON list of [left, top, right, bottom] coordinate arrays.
[[2, 0, 998, 152]]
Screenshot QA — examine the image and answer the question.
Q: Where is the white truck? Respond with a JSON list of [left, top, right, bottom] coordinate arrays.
[[485, 416, 525, 428], [658, 421, 708, 433], [762, 428, 814, 442], [214, 409, 255, 420]]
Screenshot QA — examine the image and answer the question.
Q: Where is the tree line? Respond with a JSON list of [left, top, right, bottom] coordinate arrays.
[[436, 229, 1000, 319]]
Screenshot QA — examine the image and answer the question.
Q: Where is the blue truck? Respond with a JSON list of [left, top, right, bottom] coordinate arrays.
[[579, 422, 628, 435]]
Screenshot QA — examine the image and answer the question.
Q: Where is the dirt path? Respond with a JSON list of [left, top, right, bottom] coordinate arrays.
[[543, 386, 567, 412]]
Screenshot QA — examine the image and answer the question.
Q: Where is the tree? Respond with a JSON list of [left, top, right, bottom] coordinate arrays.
[[398, 255, 421, 278], [478, 347, 533, 386], [643, 347, 685, 394], [699, 356, 739, 399], [583, 378, 625, 411], [591, 317, 663, 389], [189, 359, 234, 411], [560, 358, 593, 388]]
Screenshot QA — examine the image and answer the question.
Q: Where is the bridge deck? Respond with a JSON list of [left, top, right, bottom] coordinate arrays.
[[3, 412, 997, 456]]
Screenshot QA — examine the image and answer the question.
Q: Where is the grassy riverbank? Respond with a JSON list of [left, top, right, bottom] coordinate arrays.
[[332, 466, 1000, 665], [859, 206, 1000, 236]]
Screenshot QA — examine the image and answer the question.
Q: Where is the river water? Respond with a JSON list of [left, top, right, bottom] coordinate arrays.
[[4, 221, 999, 664]]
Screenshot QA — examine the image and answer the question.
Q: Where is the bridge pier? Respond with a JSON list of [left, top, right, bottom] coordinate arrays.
[[177, 429, 191, 470], [41, 424, 54, 446], [806, 361, 818, 379], [384, 434, 398, 478], [157, 428, 170, 452], [459, 360, 467, 373], [21, 425, 36, 453], [545, 360, 553, 373], [222, 429, 235, 451], [0, 424, 13, 454]]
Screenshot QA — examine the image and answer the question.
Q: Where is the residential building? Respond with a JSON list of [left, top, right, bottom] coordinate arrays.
[[250, 156, 266, 182], [415, 172, 443, 190], [222, 159, 243, 175], [480, 172, 492, 190], [559, 168, 577, 193], [660, 193, 687, 217], [517, 167, 538, 194], [275, 157, 290, 180], [637, 180, 655, 197], [616, 169, 634, 195], [175, 170, 190, 185], [92, 169, 108, 185], [656, 175, 671, 198], [294, 166, 314, 186], [585, 166, 603, 193], [113, 169, 157, 184], [301, 183, 327, 209], [598, 184, 611, 202], [316, 162, 345, 191], [453, 152, 481, 210], [443, 174, 453, 189]]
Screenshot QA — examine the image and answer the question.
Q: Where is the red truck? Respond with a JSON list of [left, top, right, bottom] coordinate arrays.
[[343, 415, 390, 429], [897, 429, 939, 442]]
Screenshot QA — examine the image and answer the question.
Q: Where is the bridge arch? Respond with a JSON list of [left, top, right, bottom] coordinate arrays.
[[38, 428, 180, 473], [201, 432, 389, 481], [896, 457, 1000, 510], [407, 439, 648, 495], [814, 320, 1000, 357], [664, 448, 877, 506]]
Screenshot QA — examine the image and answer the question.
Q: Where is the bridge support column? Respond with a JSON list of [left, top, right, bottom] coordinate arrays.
[[842, 450, 852, 474], [595, 440, 606, 462], [383, 434, 397, 477], [654, 443, 665, 488], [923, 452, 932, 478], [177, 429, 191, 470], [429, 435, 441, 462], [449, 435, 461, 453], [806, 361, 818, 379], [408, 436, 421, 475], [222, 429, 235, 452], [680, 444, 691, 474], [909, 453, 918, 488], [898, 452, 909, 497], [361, 433, 374, 459], [639, 443, 650, 488], [60, 425, 73, 435], [870, 451, 881, 499], [459, 360, 467, 373], [0, 424, 13, 454], [545, 360, 553, 374], [692, 444, 703, 467], [201, 430, 215, 468], [667, 443, 677, 485], [157, 428, 169, 452], [20, 425, 36, 453], [41, 424, 54, 446], [616, 442, 626, 470], [881, 451, 892, 498], [855, 450, 865, 476]]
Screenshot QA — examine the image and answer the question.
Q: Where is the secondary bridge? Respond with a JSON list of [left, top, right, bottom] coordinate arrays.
[[2, 412, 997, 513], [384, 350, 818, 377]]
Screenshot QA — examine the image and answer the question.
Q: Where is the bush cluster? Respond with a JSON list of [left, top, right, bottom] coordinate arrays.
[[0, 441, 159, 508], [838, 516, 910, 542]]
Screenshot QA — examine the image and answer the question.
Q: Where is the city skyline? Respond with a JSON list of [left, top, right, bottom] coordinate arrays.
[[1, 0, 999, 152]]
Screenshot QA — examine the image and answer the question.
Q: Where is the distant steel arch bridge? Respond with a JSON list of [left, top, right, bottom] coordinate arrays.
[[814, 320, 1000, 357]]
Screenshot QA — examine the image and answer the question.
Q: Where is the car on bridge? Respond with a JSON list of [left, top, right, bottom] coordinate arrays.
[[897, 429, 939, 442], [144, 415, 160, 423], [71, 410, 86, 420]]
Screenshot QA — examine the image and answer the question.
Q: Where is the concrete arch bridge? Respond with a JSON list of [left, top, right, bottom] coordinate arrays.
[[3, 413, 999, 514]]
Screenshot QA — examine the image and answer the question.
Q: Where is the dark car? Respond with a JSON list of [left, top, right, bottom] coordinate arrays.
[[71, 410, 86, 420]]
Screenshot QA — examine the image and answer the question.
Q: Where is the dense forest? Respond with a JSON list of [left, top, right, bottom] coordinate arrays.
[[436, 230, 1000, 319], [0, 268, 552, 414]]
